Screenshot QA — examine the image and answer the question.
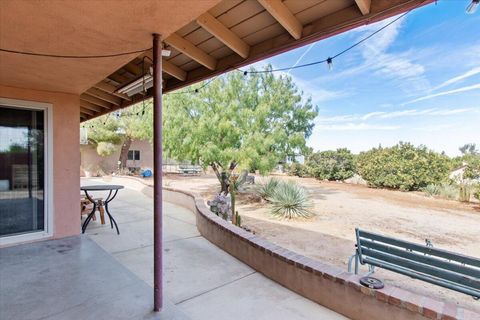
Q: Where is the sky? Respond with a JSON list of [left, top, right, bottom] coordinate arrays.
[[244, 1, 480, 157]]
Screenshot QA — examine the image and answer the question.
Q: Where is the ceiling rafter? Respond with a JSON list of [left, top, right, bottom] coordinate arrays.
[[196, 12, 250, 59], [143, 50, 188, 81], [257, 0, 303, 40], [80, 107, 95, 116], [93, 81, 131, 101], [80, 94, 113, 109], [355, 0, 371, 15], [85, 88, 122, 106], [80, 100, 104, 112], [165, 33, 217, 70]]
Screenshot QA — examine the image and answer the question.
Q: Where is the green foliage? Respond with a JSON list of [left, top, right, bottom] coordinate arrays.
[[306, 148, 355, 181], [83, 103, 152, 156], [423, 184, 441, 197], [473, 184, 480, 201], [268, 181, 314, 219], [256, 178, 280, 200], [162, 65, 318, 184], [288, 163, 309, 177], [458, 184, 471, 202], [96, 142, 117, 156], [464, 156, 480, 180], [356, 142, 451, 191]]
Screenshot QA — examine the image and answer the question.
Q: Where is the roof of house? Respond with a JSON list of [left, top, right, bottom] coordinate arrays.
[[0, 0, 433, 121]]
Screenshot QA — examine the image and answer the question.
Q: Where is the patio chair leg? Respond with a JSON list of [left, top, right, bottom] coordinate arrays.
[[97, 202, 106, 225]]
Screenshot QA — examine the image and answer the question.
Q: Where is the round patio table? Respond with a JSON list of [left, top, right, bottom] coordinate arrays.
[[81, 185, 124, 235]]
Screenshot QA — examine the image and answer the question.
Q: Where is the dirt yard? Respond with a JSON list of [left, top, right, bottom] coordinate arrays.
[[163, 173, 480, 312]]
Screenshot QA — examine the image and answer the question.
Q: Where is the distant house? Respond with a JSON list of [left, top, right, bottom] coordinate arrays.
[[81, 139, 153, 175], [449, 164, 467, 181]]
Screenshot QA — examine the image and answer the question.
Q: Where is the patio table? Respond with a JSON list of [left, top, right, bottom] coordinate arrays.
[[81, 185, 124, 235]]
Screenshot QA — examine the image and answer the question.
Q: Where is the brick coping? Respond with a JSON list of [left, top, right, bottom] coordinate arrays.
[[111, 176, 479, 320]]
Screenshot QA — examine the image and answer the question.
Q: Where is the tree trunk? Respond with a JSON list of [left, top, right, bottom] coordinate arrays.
[[119, 137, 132, 170], [211, 162, 229, 194]]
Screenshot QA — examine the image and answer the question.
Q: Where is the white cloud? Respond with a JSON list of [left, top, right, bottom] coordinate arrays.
[[404, 83, 480, 104], [316, 107, 474, 124], [432, 66, 480, 91]]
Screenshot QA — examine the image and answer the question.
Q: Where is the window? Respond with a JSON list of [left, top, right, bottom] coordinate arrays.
[[128, 150, 140, 161]]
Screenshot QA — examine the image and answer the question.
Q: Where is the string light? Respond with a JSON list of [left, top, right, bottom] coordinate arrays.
[[241, 7, 413, 75]]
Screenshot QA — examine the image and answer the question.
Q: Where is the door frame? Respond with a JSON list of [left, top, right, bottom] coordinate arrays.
[[0, 97, 54, 246]]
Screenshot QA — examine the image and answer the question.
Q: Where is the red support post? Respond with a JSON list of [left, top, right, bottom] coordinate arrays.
[[152, 33, 163, 312]]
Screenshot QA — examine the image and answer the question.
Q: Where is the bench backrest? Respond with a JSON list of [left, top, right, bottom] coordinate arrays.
[[355, 228, 480, 298]]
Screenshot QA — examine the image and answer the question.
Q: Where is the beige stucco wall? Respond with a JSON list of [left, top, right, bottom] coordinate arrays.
[[0, 85, 80, 239], [80, 139, 153, 175]]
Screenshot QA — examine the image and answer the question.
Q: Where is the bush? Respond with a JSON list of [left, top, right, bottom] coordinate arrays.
[[288, 163, 309, 177], [96, 142, 117, 156], [306, 148, 355, 181], [356, 142, 451, 191], [423, 183, 458, 200], [473, 184, 480, 201], [268, 181, 314, 219], [256, 178, 280, 200]]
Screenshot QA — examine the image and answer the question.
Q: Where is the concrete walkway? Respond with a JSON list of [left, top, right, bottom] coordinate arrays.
[[84, 178, 347, 320]]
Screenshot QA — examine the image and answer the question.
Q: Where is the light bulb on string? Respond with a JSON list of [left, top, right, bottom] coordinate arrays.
[[326, 57, 333, 71]]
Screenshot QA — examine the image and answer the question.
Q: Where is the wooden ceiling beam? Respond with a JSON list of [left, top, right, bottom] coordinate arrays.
[[93, 81, 131, 101], [85, 88, 122, 106], [80, 107, 95, 116], [123, 62, 143, 76], [80, 112, 89, 119], [165, 33, 217, 70], [355, 0, 371, 15], [80, 100, 106, 112], [196, 12, 250, 59], [258, 0, 303, 40], [144, 50, 187, 81], [80, 94, 112, 109], [107, 73, 131, 85]]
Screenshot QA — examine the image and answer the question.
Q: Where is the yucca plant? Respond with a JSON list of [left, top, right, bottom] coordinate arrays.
[[268, 181, 315, 219], [256, 178, 280, 201]]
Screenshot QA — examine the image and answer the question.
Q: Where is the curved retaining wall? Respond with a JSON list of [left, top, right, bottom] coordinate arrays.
[[104, 177, 474, 320], [163, 187, 474, 320]]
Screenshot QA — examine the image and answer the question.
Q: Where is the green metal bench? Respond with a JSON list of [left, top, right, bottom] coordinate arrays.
[[348, 228, 480, 299]]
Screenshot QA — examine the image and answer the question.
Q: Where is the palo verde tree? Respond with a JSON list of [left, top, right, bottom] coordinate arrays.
[[83, 102, 152, 169], [163, 65, 318, 193]]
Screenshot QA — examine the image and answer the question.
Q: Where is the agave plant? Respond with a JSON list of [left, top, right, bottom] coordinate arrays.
[[268, 181, 315, 219], [256, 178, 280, 200]]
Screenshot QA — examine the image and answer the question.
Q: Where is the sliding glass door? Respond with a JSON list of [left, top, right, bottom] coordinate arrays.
[[0, 105, 46, 238]]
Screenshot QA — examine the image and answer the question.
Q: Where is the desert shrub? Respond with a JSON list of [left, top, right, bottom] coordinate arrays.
[[423, 184, 441, 197], [306, 148, 355, 181], [268, 181, 314, 219], [356, 142, 450, 191], [473, 184, 480, 201], [256, 178, 280, 200], [458, 184, 471, 202], [437, 184, 458, 200], [288, 163, 309, 177]]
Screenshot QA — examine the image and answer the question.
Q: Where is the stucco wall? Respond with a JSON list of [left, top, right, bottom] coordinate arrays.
[[80, 139, 153, 175], [0, 85, 80, 239]]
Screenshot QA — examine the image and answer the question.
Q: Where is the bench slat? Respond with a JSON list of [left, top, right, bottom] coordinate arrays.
[[364, 256, 480, 298], [361, 248, 480, 290], [360, 239, 480, 279], [358, 229, 480, 268]]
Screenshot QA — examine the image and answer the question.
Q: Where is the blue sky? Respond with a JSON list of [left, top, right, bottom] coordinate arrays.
[[245, 1, 480, 156]]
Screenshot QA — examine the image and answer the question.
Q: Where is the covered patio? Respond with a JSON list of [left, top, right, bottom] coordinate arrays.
[[2, 1, 463, 319]]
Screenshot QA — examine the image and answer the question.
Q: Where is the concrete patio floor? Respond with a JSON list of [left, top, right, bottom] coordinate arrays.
[[84, 178, 347, 320]]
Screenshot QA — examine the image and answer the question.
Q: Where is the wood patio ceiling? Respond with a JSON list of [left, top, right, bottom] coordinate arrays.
[[80, 0, 432, 121]]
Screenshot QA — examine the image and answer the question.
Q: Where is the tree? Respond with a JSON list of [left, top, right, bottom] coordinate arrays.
[[356, 142, 451, 191], [306, 148, 356, 181], [83, 103, 152, 168], [459, 143, 478, 155], [163, 66, 318, 193]]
